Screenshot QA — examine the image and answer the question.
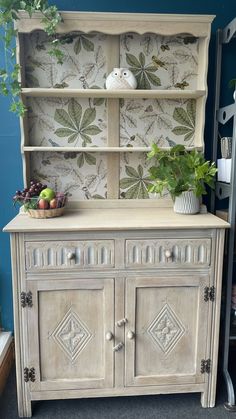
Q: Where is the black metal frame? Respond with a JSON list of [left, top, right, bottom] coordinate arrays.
[[211, 17, 236, 411]]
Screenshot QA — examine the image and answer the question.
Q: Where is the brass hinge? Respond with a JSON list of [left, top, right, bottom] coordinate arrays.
[[24, 367, 35, 382], [20, 291, 33, 308], [204, 286, 215, 302], [201, 359, 211, 374]]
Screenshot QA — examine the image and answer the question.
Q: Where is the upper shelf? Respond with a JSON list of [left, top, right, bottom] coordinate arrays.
[[21, 88, 206, 99], [16, 11, 215, 37]]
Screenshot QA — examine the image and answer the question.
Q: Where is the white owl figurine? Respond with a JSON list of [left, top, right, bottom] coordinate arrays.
[[105, 68, 137, 90]]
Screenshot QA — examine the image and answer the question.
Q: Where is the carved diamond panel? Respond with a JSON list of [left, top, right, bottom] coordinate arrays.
[[147, 304, 185, 355], [52, 308, 93, 363]]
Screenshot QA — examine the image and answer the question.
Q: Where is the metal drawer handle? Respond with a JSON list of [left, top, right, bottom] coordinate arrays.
[[127, 330, 135, 340], [164, 249, 172, 260], [105, 331, 114, 341], [113, 342, 124, 352], [67, 252, 75, 260], [116, 318, 127, 327]]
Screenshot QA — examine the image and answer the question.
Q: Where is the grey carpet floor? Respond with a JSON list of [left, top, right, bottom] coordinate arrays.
[[0, 368, 234, 419]]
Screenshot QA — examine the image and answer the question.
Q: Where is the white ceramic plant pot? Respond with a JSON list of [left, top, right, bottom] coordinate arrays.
[[173, 191, 200, 214]]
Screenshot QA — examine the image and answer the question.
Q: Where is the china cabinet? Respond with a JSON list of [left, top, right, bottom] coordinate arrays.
[[3, 11, 229, 418]]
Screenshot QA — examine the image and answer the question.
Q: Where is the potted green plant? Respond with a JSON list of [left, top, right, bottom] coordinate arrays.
[[147, 144, 217, 214]]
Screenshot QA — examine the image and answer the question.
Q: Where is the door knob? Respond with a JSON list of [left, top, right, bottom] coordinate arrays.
[[105, 331, 113, 341], [67, 252, 75, 260], [116, 318, 127, 327], [127, 330, 135, 340], [112, 342, 124, 352]]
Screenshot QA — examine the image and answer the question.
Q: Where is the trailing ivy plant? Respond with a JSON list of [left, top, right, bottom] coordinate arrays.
[[0, 0, 63, 116]]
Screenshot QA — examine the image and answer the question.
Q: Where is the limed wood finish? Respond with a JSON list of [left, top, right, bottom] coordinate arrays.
[[4, 210, 228, 417], [15, 11, 214, 208], [4, 11, 228, 418]]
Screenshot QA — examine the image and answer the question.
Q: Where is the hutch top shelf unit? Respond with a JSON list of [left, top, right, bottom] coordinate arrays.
[[16, 12, 214, 207]]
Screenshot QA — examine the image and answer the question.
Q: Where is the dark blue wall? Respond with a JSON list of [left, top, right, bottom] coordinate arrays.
[[0, 0, 236, 331]]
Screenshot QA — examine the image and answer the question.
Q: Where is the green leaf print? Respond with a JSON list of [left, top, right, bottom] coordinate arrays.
[[74, 35, 95, 55], [125, 53, 161, 89], [171, 100, 196, 144], [120, 164, 152, 199], [77, 152, 96, 168], [54, 99, 102, 146]]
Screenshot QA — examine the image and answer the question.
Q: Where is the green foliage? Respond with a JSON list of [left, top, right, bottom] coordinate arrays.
[[126, 52, 161, 89], [0, 0, 63, 116], [147, 144, 217, 199], [172, 100, 196, 143], [120, 164, 152, 199], [54, 99, 102, 147]]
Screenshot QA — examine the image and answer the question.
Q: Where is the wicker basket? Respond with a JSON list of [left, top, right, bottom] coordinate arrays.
[[27, 206, 65, 219]]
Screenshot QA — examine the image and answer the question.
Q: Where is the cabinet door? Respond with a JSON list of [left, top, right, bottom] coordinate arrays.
[[125, 275, 209, 387], [27, 278, 114, 391]]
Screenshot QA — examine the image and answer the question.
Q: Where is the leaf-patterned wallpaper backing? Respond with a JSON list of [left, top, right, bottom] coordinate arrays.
[[30, 151, 107, 200], [120, 98, 196, 147], [28, 97, 107, 147], [119, 153, 169, 199], [24, 31, 107, 88], [25, 31, 200, 200], [120, 33, 199, 90]]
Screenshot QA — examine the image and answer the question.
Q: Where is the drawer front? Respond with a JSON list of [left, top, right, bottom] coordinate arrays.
[[125, 238, 211, 268], [25, 240, 115, 271]]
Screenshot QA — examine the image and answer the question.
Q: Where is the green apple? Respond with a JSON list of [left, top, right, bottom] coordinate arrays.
[[39, 187, 55, 202]]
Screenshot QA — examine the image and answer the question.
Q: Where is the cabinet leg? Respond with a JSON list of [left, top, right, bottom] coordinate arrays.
[[201, 391, 215, 408], [17, 397, 32, 417]]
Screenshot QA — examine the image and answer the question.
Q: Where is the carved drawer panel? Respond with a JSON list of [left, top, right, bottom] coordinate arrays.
[[125, 238, 211, 268], [25, 240, 115, 271]]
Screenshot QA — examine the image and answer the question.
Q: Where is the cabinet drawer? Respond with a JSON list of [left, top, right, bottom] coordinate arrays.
[[25, 240, 115, 271], [125, 238, 211, 268]]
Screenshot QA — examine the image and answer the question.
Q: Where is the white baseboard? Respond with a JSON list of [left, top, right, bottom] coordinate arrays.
[[0, 332, 12, 367]]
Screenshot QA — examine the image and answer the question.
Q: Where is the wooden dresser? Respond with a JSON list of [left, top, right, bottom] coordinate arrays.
[[4, 208, 228, 417], [3, 11, 229, 417]]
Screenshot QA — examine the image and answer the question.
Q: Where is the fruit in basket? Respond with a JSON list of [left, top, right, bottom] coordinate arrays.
[[49, 198, 57, 209], [38, 199, 49, 210], [13, 181, 48, 209], [39, 187, 55, 202]]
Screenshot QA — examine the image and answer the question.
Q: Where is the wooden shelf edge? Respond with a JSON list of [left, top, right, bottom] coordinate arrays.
[[21, 88, 206, 99], [23, 146, 203, 153]]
